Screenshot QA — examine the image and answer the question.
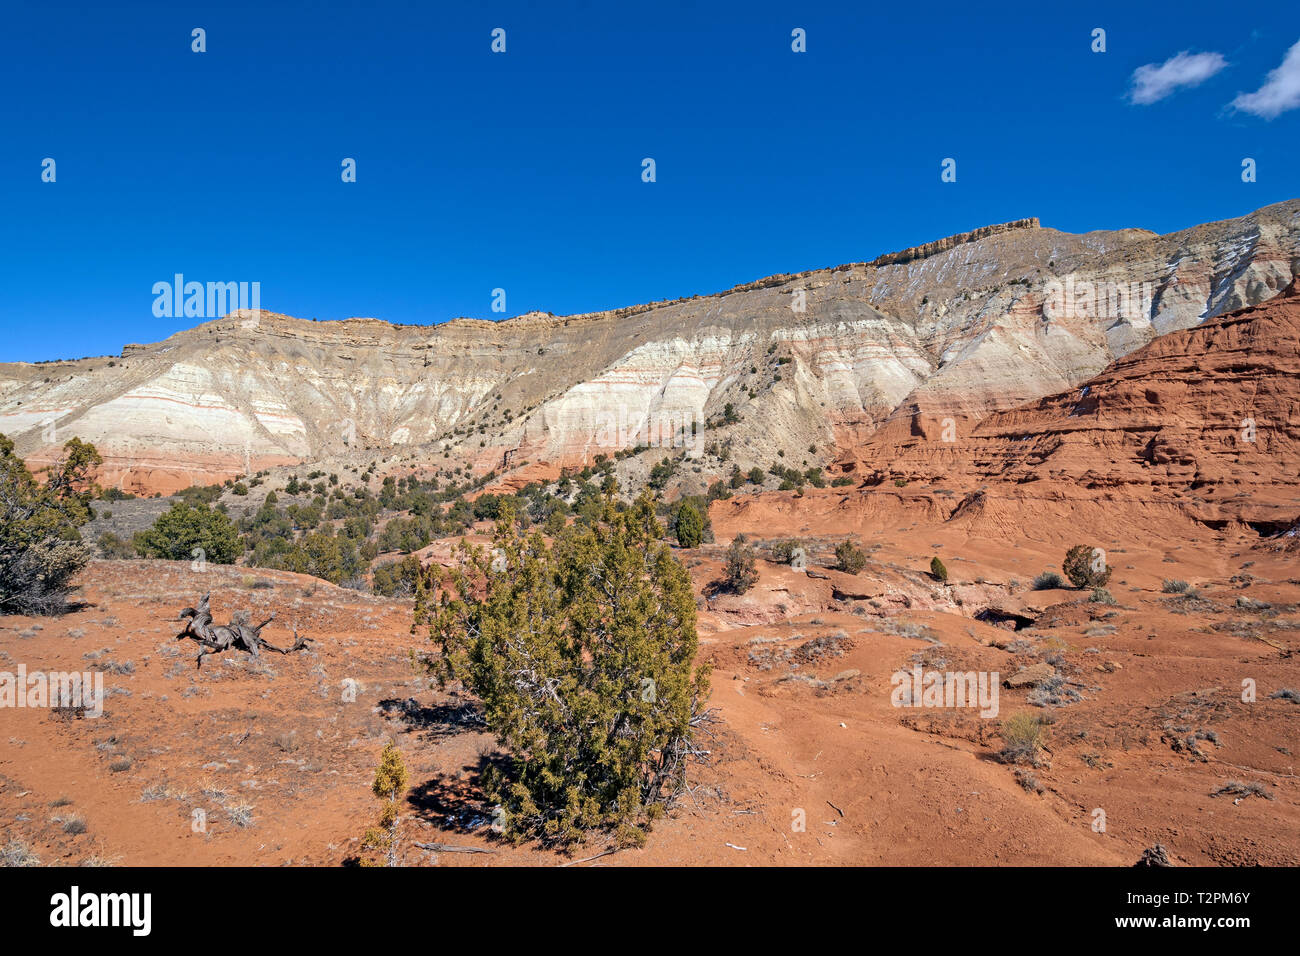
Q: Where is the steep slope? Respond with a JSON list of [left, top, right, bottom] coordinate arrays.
[[2, 200, 1296, 493], [842, 282, 1300, 532], [972, 281, 1300, 528]]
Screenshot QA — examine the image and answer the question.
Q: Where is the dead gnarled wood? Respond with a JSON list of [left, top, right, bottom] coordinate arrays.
[[413, 842, 496, 854], [175, 592, 314, 669]]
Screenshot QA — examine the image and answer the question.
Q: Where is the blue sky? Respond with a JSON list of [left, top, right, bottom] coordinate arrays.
[[1, 0, 1297, 361]]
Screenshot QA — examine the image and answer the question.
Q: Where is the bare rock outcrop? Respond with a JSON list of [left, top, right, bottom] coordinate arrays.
[[2, 201, 1296, 494]]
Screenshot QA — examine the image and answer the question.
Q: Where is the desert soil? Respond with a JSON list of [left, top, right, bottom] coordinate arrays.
[[3, 496, 1297, 868]]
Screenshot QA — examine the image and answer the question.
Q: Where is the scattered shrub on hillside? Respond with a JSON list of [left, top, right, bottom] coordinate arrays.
[[175, 483, 224, 505], [360, 741, 409, 866], [96, 532, 136, 559], [834, 538, 867, 575], [705, 480, 731, 502], [417, 495, 709, 846], [1032, 570, 1066, 590], [998, 713, 1046, 766], [930, 556, 949, 582], [225, 803, 255, 828], [372, 555, 424, 597], [771, 539, 806, 565], [0, 435, 101, 614], [1162, 579, 1190, 594], [134, 500, 241, 565], [0, 840, 40, 867], [674, 500, 704, 549], [542, 510, 567, 536], [647, 457, 678, 491], [1062, 544, 1111, 590], [263, 531, 362, 584], [1089, 587, 1116, 605], [722, 534, 759, 594]]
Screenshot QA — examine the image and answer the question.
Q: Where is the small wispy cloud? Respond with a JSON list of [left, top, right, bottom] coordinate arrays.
[[1231, 38, 1300, 119], [1129, 51, 1228, 105]]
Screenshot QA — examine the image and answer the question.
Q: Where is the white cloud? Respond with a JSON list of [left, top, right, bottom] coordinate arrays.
[[1232, 38, 1300, 119], [1129, 51, 1228, 104]]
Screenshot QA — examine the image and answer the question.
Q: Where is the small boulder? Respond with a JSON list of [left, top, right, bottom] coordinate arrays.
[[1003, 662, 1056, 688]]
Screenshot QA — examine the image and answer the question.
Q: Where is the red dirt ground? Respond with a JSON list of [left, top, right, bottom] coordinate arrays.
[[2, 509, 1296, 866]]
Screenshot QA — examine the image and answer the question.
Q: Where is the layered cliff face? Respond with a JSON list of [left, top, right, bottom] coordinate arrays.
[[971, 281, 1300, 526], [842, 282, 1300, 532], [1, 200, 1296, 493], [864, 201, 1299, 446]]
